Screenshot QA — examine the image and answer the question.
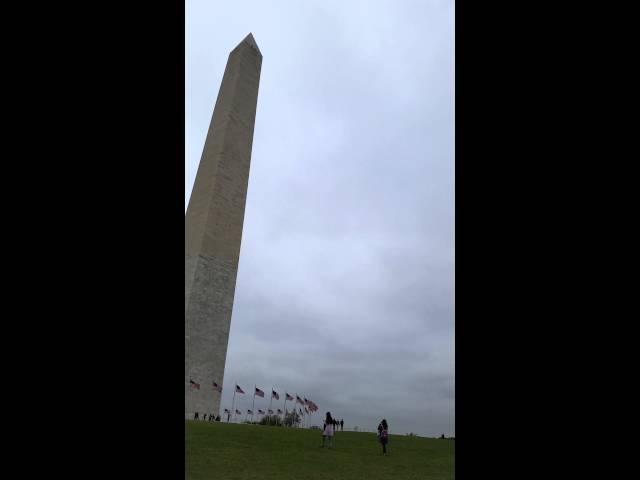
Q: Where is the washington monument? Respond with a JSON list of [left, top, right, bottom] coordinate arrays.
[[185, 33, 262, 418]]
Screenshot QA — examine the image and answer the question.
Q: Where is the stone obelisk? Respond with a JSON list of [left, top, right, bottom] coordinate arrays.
[[185, 33, 262, 419]]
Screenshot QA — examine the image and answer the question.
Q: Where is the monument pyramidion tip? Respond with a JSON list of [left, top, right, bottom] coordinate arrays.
[[239, 32, 261, 56]]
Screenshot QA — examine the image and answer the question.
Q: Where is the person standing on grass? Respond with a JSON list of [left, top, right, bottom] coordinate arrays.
[[340, 419, 344, 431], [377, 419, 389, 455], [321, 412, 335, 448]]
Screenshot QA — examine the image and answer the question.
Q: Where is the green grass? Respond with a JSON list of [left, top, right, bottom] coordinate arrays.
[[186, 421, 454, 480]]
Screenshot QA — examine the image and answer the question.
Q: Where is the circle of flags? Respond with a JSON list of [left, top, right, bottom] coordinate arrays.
[[190, 380, 319, 422]]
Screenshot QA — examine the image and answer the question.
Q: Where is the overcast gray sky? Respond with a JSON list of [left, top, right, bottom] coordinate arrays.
[[186, 0, 454, 437]]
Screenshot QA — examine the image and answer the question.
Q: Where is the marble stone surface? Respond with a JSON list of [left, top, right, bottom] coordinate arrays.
[[185, 33, 262, 418]]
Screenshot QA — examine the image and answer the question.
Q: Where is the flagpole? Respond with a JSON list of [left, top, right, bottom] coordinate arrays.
[[283, 395, 287, 426], [252, 385, 256, 423], [231, 384, 237, 423]]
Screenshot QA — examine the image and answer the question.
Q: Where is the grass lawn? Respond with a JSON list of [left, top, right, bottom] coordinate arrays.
[[186, 421, 454, 480]]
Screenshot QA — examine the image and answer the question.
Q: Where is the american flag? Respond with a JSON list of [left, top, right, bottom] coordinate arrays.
[[277, 409, 283, 414], [224, 409, 230, 414], [255, 387, 264, 397], [304, 397, 309, 405], [296, 395, 304, 404], [247, 409, 253, 415], [268, 409, 274, 414], [286, 393, 294, 401], [212, 382, 222, 392], [189, 379, 200, 390], [258, 409, 265, 414], [272, 390, 279, 400], [235, 409, 242, 415], [235, 385, 245, 394]]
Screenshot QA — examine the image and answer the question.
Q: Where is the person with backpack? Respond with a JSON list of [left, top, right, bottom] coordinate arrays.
[[377, 419, 389, 455], [321, 412, 335, 449]]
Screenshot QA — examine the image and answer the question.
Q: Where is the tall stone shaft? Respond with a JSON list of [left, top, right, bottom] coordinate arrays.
[[185, 33, 262, 418]]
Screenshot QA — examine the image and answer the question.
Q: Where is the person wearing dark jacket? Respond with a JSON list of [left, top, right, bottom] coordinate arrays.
[[377, 419, 389, 455]]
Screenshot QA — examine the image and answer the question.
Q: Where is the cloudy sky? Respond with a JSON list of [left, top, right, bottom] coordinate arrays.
[[186, 0, 454, 437]]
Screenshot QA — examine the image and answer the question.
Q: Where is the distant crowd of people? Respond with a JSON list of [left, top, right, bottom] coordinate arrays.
[[326, 417, 344, 432], [193, 412, 221, 422]]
